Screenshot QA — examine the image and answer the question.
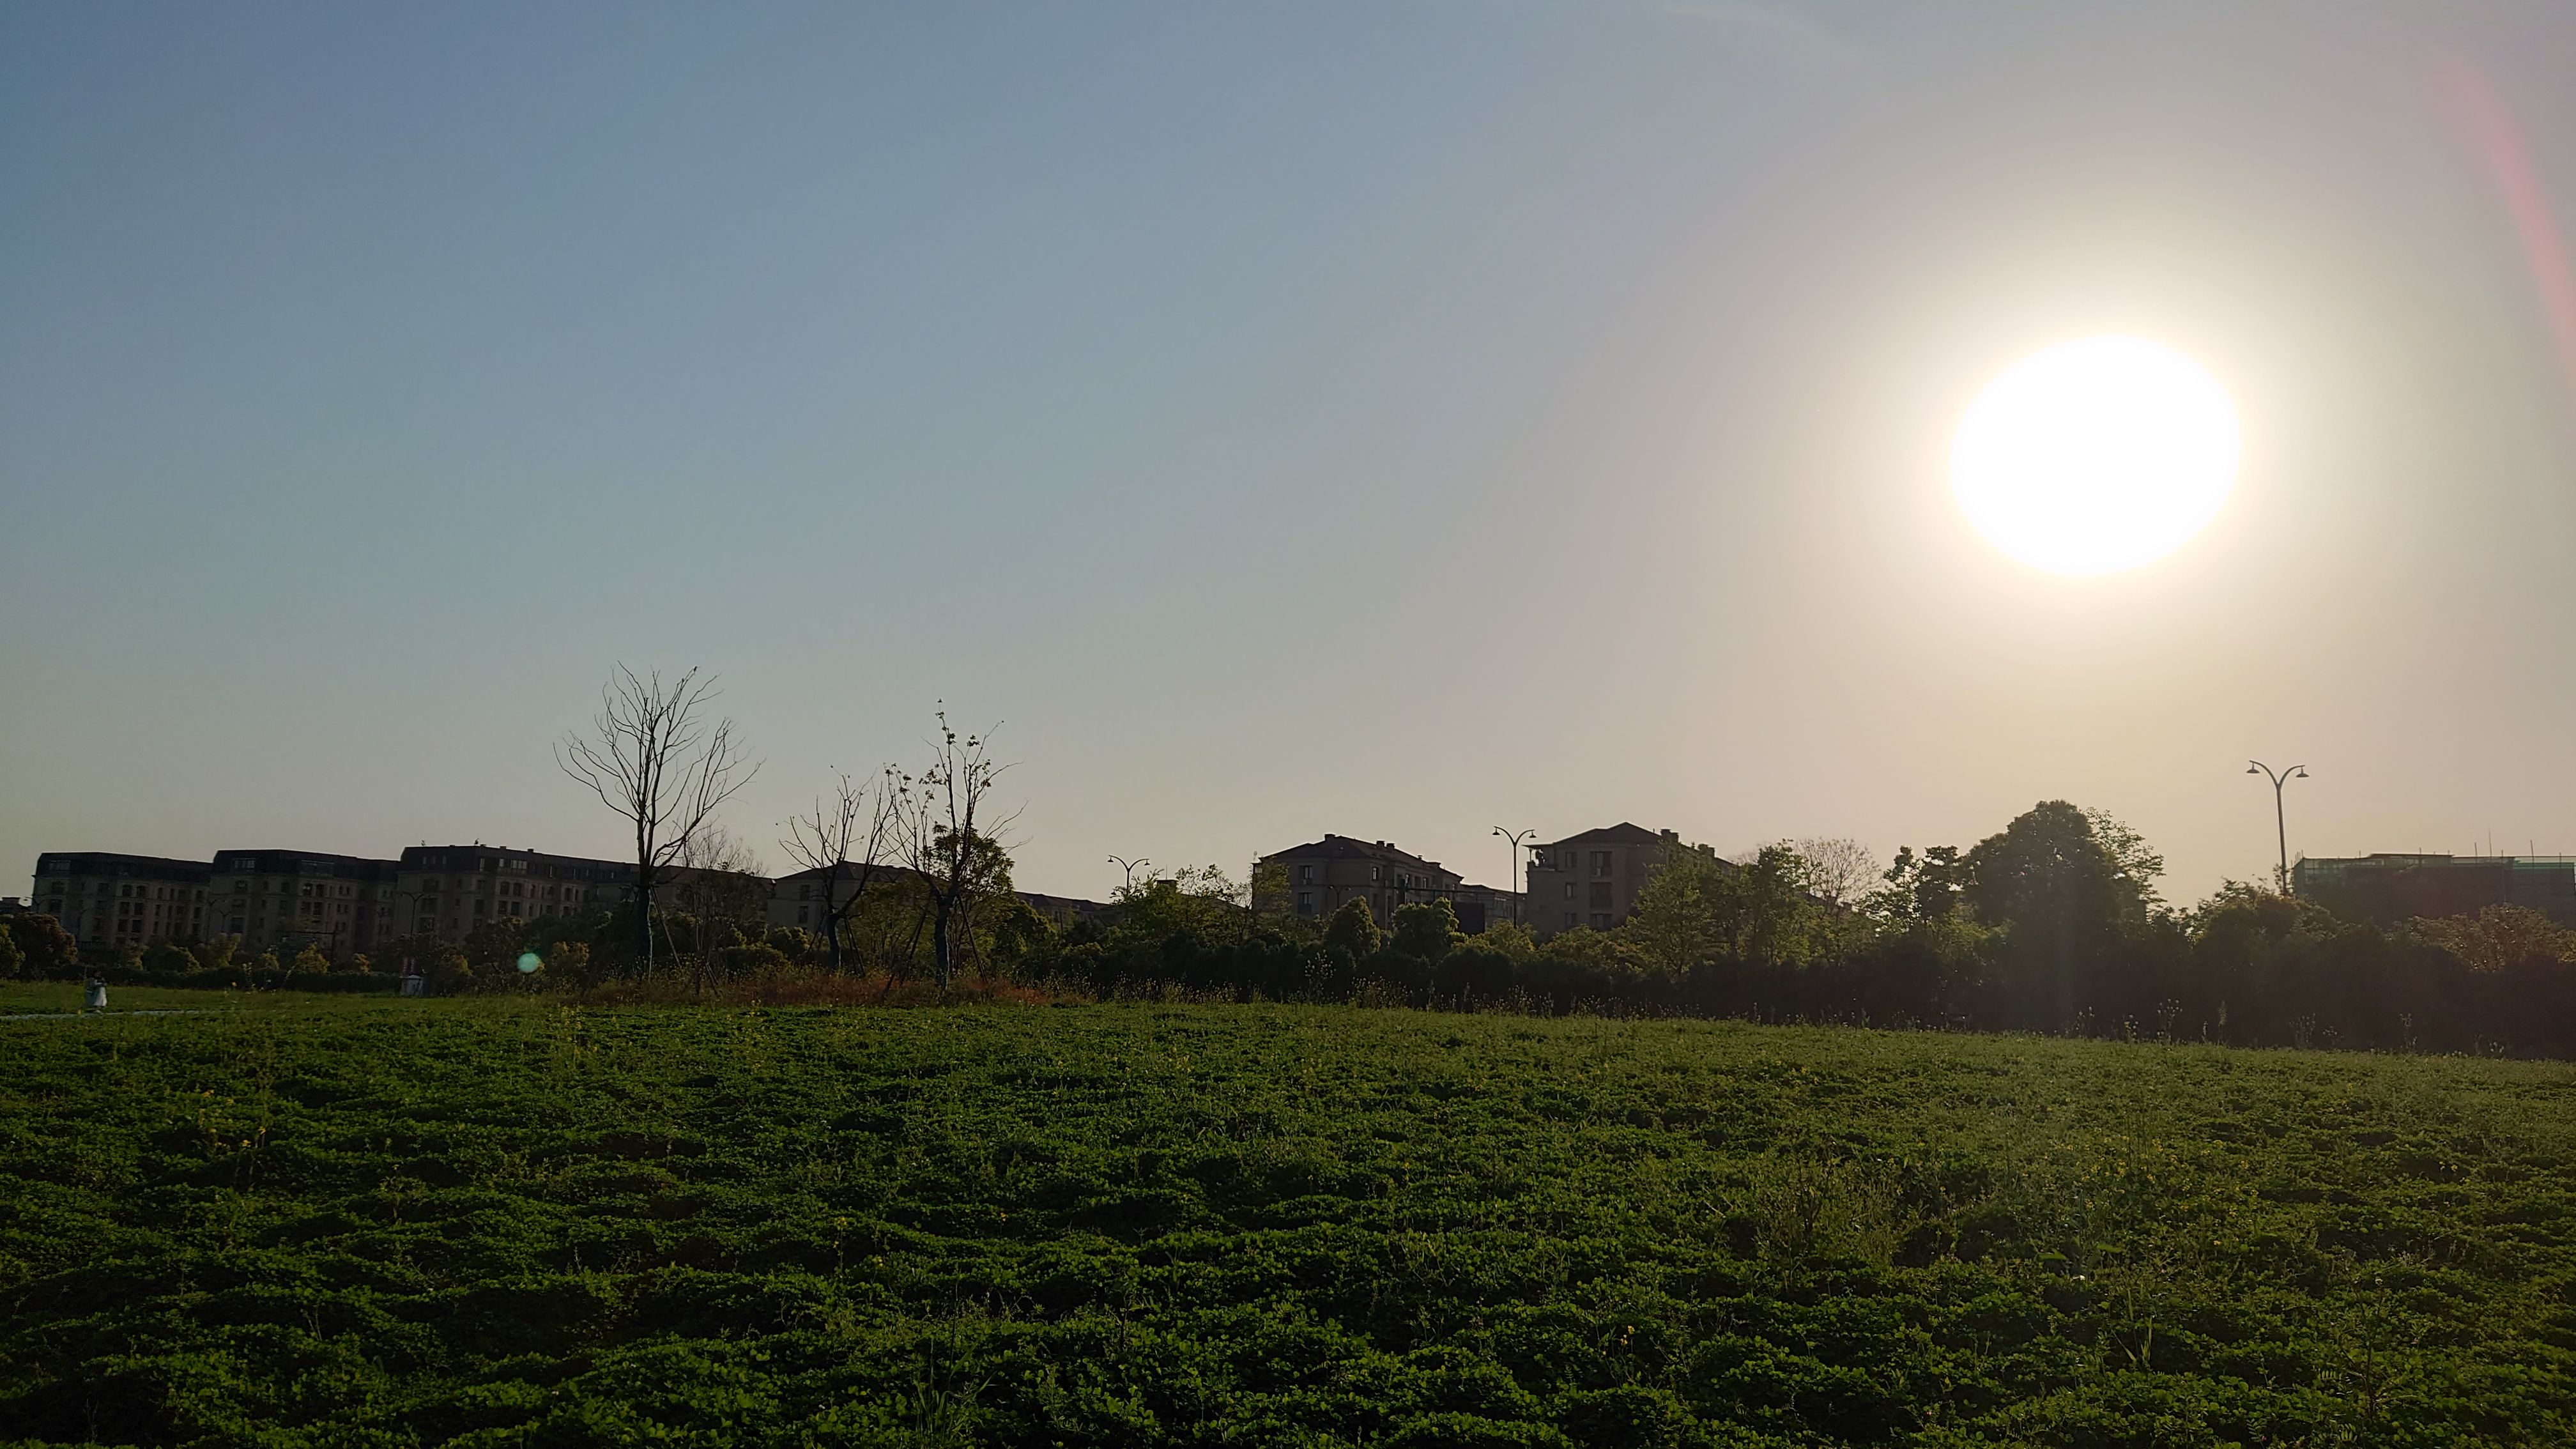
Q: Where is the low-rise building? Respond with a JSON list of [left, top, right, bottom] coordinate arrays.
[[1524, 824, 1721, 935], [2292, 854, 2576, 927], [210, 850, 402, 960], [30, 852, 213, 949], [1254, 835, 1505, 927], [393, 845, 636, 942]]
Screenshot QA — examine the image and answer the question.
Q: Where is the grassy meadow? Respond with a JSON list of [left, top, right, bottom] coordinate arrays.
[[1, 990, 2572, 1446]]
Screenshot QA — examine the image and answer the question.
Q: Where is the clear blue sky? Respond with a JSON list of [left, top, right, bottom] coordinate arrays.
[[6, 1, 2574, 903]]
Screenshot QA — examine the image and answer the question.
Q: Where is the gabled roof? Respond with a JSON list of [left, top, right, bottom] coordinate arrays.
[[1261, 834, 1447, 871], [1547, 822, 1669, 847]]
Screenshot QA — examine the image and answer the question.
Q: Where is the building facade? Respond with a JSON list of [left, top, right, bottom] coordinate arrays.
[[2292, 854, 2576, 927], [393, 845, 636, 942], [30, 852, 213, 949], [1254, 835, 1493, 926], [1524, 824, 1720, 935], [208, 850, 402, 960]]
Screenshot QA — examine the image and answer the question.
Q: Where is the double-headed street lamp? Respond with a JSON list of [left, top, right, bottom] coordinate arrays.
[[2247, 760, 2308, 896], [1492, 827, 1538, 924], [1108, 855, 1153, 894]]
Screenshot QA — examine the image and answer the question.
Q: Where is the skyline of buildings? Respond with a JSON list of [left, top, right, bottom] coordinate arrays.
[[27, 836, 2576, 962]]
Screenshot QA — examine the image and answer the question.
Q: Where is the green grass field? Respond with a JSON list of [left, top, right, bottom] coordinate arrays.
[[3, 990, 2571, 1447]]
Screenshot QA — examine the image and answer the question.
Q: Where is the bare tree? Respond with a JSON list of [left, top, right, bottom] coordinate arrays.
[[779, 766, 903, 974], [895, 710, 1018, 992], [1792, 836, 1882, 907], [672, 823, 772, 955], [556, 665, 761, 974]]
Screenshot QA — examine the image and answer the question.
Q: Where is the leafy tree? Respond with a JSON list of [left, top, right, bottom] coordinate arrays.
[[545, 940, 601, 988], [1462, 919, 1537, 961], [2405, 905, 2576, 971], [0, 926, 20, 981], [985, 896, 1057, 976], [1869, 846, 1967, 924], [188, 937, 237, 973], [3, 914, 79, 979], [1322, 898, 1381, 961], [1388, 899, 1461, 963], [142, 942, 195, 976], [1961, 802, 2152, 938], [1961, 802, 2159, 1028], [1625, 842, 1827, 975], [289, 945, 331, 974]]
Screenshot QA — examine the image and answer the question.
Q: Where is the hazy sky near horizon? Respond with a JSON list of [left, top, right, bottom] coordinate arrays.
[[6, 1, 2575, 905]]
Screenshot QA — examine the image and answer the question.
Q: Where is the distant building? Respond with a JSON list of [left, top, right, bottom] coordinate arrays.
[[1524, 824, 1721, 935], [30, 852, 213, 949], [769, 864, 1111, 937], [1254, 834, 1506, 928], [393, 845, 636, 942], [2292, 854, 2576, 927], [1016, 890, 1113, 925], [210, 850, 402, 960]]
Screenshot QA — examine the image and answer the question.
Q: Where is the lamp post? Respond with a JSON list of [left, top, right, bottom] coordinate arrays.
[[2246, 760, 2308, 895], [1492, 827, 1537, 924], [1108, 855, 1153, 894]]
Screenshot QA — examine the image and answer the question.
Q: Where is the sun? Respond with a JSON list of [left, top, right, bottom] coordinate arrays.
[[1951, 335, 2240, 576]]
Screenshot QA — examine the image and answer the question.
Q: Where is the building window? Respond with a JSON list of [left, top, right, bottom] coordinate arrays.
[[1590, 912, 1611, 930], [1370, 865, 1382, 882], [1297, 892, 1314, 915], [1589, 882, 1613, 909], [1298, 864, 1314, 884], [1562, 882, 1575, 900], [1563, 911, 1577, 928], [1590, 850, 1613, 877]]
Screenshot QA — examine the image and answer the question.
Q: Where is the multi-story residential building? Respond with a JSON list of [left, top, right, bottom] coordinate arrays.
[[2292, 854, 2576, 927], [1524, 824, 1722, 935], [1254, 835, 1506, 928], [392, 845, 636, 942], [209, 850, 402, 960], [30, 852, 213, 949]]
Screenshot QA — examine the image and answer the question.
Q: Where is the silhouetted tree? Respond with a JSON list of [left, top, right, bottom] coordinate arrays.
[[556, 665, 761, 976], [780, 767, 902, 972], [895, 710, 1016, 991]]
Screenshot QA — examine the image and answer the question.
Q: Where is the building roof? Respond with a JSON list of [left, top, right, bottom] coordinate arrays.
[[1261, 834, 1449, 872], [1546, 823, 1670, 847], [213, 850, 401, 879], [398, 845, 633, 875], [34, 852, 213, 882]]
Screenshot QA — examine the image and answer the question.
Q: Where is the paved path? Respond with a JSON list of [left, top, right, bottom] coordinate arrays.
[[0, 1009, 214, 1021]]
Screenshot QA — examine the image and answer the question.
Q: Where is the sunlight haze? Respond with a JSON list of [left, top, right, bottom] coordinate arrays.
[[6, 1, 2575, 904]]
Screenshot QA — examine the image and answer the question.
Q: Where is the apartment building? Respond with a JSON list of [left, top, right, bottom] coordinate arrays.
[[1525, 823, 1721, 935], [393, 845, 635, 942], [209, 850, 402, 960], [1253, 835, 1508, 926], [2292, 853, 2576, 927], [30, 852, 213, 949]]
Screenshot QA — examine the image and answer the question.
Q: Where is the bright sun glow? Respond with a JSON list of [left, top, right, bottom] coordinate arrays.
[[1951, 335, 2239, 576]]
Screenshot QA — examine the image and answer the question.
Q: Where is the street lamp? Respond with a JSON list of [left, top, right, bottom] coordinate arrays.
[[2247, 760, 2309, 895], [1492, 827, 1538, 924], [1108, 855, 1153, 894]]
